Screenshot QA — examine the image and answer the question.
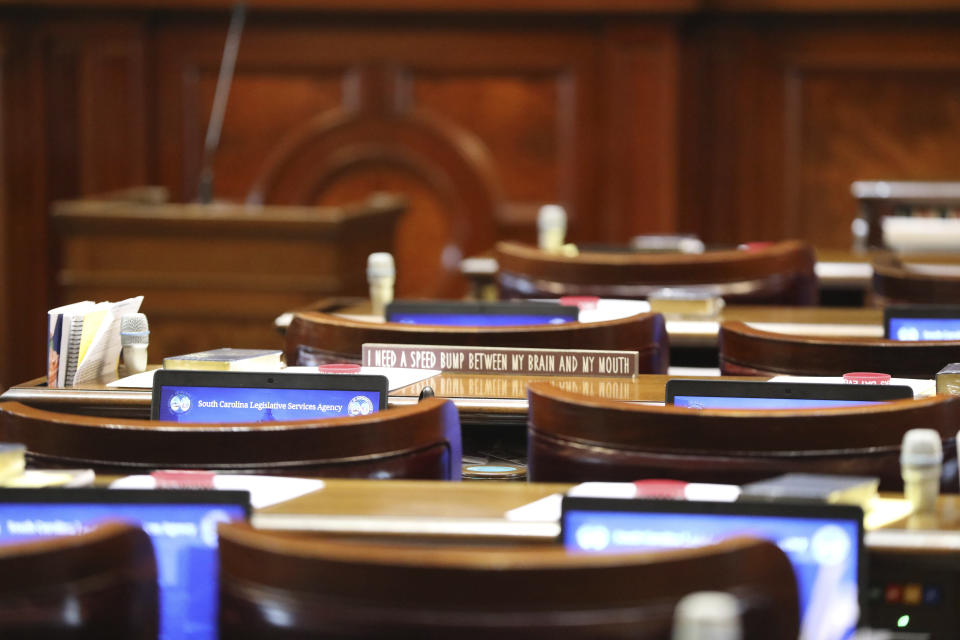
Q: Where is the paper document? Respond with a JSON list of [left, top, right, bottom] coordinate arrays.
[[768, 375, 936, 398], [110, 474, 325, 509]]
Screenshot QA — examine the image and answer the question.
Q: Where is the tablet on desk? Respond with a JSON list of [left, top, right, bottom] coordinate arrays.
[[561, 497, 864, 640], [884, 304, 960, 341], [665, 379, 913, 410], [151, 370, 388, 423], [0, 487, 250, 640], [385, 300, 579, 327]]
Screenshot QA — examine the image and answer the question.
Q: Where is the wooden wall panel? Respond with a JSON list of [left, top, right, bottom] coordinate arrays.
[[0, 16, 147, 390], [681, 17, 960, 249], [155, 20, 629, 297]]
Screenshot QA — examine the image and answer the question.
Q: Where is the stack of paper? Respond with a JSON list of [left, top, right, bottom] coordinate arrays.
[[47, 296, 143, 387]]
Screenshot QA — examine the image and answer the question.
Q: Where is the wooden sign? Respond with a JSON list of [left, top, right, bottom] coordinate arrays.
[[361, 344, 637, 377]]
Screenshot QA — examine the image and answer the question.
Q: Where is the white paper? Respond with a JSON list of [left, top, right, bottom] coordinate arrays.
[[768, 375, 936, 398], [746, 321, 883, 338], [72, 296, 143, 385], [282, 366, 440, 392], [504, 481, 740, 523], [110, 474, 325, 509], [533, 298, 651, 323]]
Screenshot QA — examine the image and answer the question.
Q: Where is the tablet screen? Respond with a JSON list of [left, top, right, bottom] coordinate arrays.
[[151, 371, 387, 423], [0, 488, 250, 640], [562, 497, 863, 640], [884, 305, 960, 341]]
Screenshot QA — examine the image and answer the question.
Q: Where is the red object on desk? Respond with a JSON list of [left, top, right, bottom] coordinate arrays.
[[317, 363, 362, 374], [560, 296, 600, 311], [152, 470, 216, 489], [633, 479, 688, 499]]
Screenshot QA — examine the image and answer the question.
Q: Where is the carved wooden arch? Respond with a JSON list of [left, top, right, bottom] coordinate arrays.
[[247, 107, 506, 295]]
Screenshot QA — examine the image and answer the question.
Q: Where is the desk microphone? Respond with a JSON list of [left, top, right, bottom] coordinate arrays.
[[672, 591, 741, 640], [367, 252, 395, 318], [901, 428, 943, 514], [120, 313, 149, 374], [537, 204, 567, 252]]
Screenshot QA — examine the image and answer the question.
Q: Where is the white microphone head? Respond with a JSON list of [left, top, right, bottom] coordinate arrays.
[[672, 591, 742, 640], [901, 428, 943, 468], [537, 204, 567, 232], [367, 252, 396, 281], [120, 313, 150, 346]]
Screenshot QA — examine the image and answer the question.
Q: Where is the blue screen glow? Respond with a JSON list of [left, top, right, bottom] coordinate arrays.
[[888, 317, 960, 341], [563, 508, 860, 640], [0, 499, 247, 640], [388, 312, 575, 326], [672, 396, 883, 410], [156, 385, 380, 423]]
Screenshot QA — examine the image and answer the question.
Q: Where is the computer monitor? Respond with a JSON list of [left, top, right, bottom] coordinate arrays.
[[151, 370, 388, 423], [884, 304, 960, 341], [665, 379, 913, 410], [0, 488, 250, 640], [385, 300, 579, 327], [561, 497, 864, 640]]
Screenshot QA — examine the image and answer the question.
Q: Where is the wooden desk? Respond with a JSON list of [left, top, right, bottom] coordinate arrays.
[[256, 479, 960, 636], [0, 372, 755, 426], [279, 298, 885, 349]]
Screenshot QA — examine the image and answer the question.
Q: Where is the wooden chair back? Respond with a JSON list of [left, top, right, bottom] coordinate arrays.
[[718, 320, 960, 379], [527, 381, 959, 490], [285, 307, 669, 373], [0, 398, 461, 480], [0, 521, 157, 638], [218, 522, 799, 640], [494, 239, 817, 305], [871, 258, 960, 305]]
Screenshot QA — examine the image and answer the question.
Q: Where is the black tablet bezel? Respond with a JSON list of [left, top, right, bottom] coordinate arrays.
[[0, 487, 252, 517], [883, 304, 960, 339], [151, 369, 389, 420], [664, 379, 913, 406]]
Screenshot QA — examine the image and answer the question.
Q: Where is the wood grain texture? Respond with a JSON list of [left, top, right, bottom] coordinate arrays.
[[0, 522, 158, 638], [284, 300, 670, 373], [718, 319, 960, 378], [0, 397, 462, 479], [527, 380, 960, 489], [219, 522, 799, 639]]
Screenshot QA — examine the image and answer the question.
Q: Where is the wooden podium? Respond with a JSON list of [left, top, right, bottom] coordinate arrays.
[[52, 188, 405, 362]]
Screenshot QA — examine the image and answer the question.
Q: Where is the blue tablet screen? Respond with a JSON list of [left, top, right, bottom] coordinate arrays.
[[156, 385, 381, 423], [563, 507, 861, 640], [672, 396, 884, 410], [888, 317, 960, 341], [0, 497, 247, 640], [388, 312, 575, 326]]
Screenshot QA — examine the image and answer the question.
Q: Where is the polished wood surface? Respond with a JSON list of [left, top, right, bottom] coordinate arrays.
[[526, 380, 960, 490], [0, 521, 158, 638], [285, 304, 670, 374], [53, 189, 404, 361], [719, 319, 960, 378], [219, 521, 799, 639], [495, 239, 818, 305], [0, 397, 462, 479]]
